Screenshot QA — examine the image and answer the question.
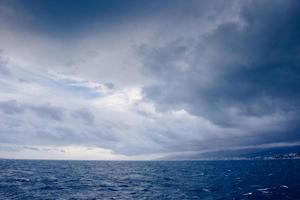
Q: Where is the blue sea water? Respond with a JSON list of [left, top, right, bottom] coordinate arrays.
[[0, 160, 299, 200]]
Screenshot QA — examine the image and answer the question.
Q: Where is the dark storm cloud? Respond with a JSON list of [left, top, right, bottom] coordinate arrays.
[[6, 0, 186, 37], [140, 0, 300, 129], [1, 0, 300, 159]]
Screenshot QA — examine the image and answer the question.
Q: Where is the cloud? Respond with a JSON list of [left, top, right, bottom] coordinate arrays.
[[139, 1, 300, 131], [0, 55, 10, 76], [29, 103, 65, 121], [0, 0, 299, 159], [0, 100, 24, 114], [0, 100, 64, 121], [71, 108, 95, 125]]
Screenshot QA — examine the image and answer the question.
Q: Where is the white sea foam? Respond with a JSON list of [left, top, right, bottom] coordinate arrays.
[[257, 188, 270, 191], [280, 185, 288, 189]]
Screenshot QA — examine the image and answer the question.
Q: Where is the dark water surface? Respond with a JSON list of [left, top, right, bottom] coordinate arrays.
[[0, 160, 299, 199]]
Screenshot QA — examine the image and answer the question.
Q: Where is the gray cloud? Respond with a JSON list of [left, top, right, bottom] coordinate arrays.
[[0, 99, 126, 153], [0, 100, 24, 114], [29, 103, 65, 122], [131, 0, 300, 156], [140, 0, 300, 128], [0, 0, 299, 159], [0, 100, 65, 121], [71, 108, 95, 125]]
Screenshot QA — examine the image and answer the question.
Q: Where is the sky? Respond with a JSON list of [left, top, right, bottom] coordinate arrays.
[[0, 0, 299, 160]]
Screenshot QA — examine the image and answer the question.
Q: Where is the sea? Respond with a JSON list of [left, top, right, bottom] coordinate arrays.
[[0, 160, 299, 200]]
